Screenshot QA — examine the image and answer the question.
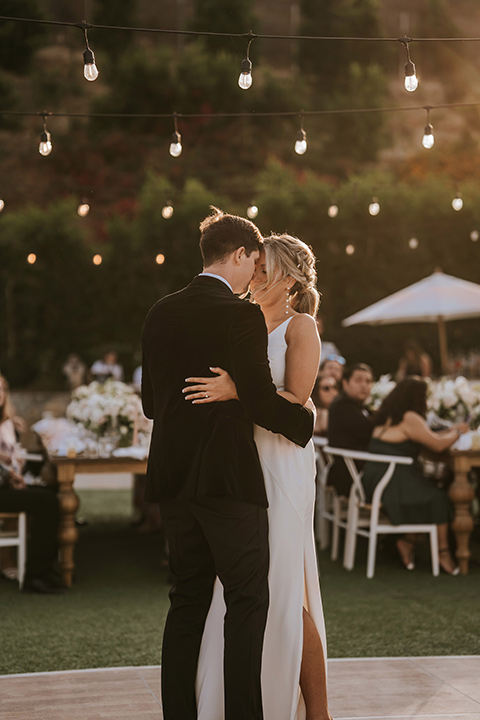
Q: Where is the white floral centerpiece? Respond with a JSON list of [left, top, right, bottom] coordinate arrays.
[[427, 376, 480, 429], [365, 374, 397, 413], [66, 380, 152, 447]]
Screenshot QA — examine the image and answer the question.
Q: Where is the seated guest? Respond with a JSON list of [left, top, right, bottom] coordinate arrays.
[[63, 353, 87, 390], [313, 373, 339, 436], [90, 350, 124, 383], [319, 354, 346, 384], [0, 374, 65, 594], [362, 377, 468, 575], [396, 339, 432, 380], [327, 363, 374, 496]]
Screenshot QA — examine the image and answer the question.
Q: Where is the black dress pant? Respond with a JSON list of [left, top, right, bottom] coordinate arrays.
[[160, 496, 269, 720], [0, 486, 60, 580]]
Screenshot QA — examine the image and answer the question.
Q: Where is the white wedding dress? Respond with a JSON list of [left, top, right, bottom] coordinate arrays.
[[196, 316, 327, 720]]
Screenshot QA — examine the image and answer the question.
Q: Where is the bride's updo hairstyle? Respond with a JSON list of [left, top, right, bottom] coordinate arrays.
[[262, 233, 320, 317]]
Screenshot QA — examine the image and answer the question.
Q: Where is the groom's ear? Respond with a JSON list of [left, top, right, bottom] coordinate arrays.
[[233, 246, 246, 264]]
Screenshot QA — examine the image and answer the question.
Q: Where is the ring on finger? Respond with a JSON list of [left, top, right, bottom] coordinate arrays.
[[204, 392, 209, 398]]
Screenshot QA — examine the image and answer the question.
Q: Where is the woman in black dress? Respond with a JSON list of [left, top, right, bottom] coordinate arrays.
[[362, 377, 469, 575]]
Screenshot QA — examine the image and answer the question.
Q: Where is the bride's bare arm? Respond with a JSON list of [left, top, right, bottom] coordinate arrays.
[[282, 314, 321, 405]]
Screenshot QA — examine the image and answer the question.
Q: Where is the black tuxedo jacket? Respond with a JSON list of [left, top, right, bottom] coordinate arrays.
[[141, 275, 314, 507], [326, 391, 373, 496]]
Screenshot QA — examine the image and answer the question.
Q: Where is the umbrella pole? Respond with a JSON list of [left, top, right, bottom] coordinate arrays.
[[438, 318, 448, 375]]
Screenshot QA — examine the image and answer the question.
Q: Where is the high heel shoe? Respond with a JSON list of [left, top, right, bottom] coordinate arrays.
[[439, 548, 460, 576], [396, 538, 415, 570]]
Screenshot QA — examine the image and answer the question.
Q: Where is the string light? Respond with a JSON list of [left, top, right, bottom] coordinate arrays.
[[155, 253, 165, 264], [247, 203, 258, 219], [77, 200, 90, 217], [93, 254, 102, 265], [38, 116, 52, 156], [0, 199, 4, 212], [422, 108, 434, 149], [238, 35, 253, 90], [328, 203, 338, 218], [401, 38, 418, 92], [294, 117, 307, 155], [452, 192, 463, 211], [161, 202, 174, 219], [470, 230, 479, 242], [346, 244, 355, 255], [408, 237, 419, 249], [83, 25, 99, 81], [169, 114, 182, 157], [368, 197, 380, 216], [27, 253, 36, 264]]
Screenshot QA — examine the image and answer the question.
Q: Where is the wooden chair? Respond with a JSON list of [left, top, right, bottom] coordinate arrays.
[[323, 446, 440, 579], [0, 512, 27, 589]]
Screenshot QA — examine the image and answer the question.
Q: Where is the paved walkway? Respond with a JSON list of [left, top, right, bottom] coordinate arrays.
[[1, 656, 479, 719]]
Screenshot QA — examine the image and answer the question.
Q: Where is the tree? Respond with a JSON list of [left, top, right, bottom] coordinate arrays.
[[0, 0, 49, 73], [298, 0, 387, 92]]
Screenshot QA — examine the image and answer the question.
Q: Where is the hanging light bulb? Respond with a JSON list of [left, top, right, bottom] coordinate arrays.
[[238, 57, 253, 89], [409, 237, 419, 249], [238, 36, 253, 89], [93, 254, 102, 265], [295, 127, 307, 155], [169, 131, 182, 157], [470, 230, 479, 242], [247, 204, 258, 219], [156, 253, 166, 264], [27, 253, 37, 264], [422, 108, 434, 149], [162, 202, 174, 219], [402, 40, 418, 92], [346, 244, 355, 255], [422, 123, 434, 149], [368, 197, 380, 216], [328, 203, 338, 218], [83, 27, 99, 81], [77, 200, 90, 217], [452, 193, 463, 211], [169, 115, 182, 157], [38, 117, 52, 156], [0, 199, 4, 212]]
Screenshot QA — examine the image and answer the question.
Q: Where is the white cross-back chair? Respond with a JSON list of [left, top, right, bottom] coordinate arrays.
[[323, 446, 440, 579], [0, 512, 27, 589], [313, 437, 350, 559]]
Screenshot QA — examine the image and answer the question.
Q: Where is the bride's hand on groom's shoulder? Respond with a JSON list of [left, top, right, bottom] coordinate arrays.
[[183, 367, 238, 404]]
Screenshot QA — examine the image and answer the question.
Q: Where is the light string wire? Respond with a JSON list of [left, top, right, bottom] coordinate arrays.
[[2, 16, 480, 42], [2, 100, 480, 121]]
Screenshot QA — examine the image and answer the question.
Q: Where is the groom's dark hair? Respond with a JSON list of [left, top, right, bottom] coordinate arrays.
[[199, 206, 263, 266]]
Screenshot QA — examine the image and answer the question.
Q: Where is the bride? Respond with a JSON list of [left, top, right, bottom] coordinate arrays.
[[184, 233, 332, 720]]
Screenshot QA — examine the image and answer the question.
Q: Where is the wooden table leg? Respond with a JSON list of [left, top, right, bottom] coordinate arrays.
[[57, 461, 79, 588], [449, 456, 475, 575]]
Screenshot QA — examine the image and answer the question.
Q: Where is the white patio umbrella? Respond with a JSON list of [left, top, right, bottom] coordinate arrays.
[[342, 270, 480, 373]]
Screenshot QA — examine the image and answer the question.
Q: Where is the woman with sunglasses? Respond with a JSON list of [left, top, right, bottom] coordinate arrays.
[[313, 373, 339, 436]]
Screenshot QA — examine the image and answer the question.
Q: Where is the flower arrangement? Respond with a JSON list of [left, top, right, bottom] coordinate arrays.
[[427, 376, 480, 428], [365, 374, 397, 413], [66, 380, 151, 446]]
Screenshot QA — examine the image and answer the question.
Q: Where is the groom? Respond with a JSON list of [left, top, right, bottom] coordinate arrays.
[[141, 208, 313, 720]]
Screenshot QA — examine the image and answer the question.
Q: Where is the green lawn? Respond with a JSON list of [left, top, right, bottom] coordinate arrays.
[[1, 490, 479, 675]]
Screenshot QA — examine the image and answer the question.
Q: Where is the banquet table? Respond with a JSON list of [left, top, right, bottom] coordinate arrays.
[[449, 448, 479, 574], [49, 454, 147, 588]]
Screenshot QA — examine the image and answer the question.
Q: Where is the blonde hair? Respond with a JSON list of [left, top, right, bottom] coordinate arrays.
[[261, 233, 320, 316], [0, 375, 13, 424]]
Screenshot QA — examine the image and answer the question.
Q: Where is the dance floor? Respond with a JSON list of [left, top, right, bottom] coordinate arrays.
[[1, 655, 479, 720]]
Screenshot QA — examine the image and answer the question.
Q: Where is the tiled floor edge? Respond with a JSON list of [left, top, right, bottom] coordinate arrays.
[[1, 655, 479, 679]]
